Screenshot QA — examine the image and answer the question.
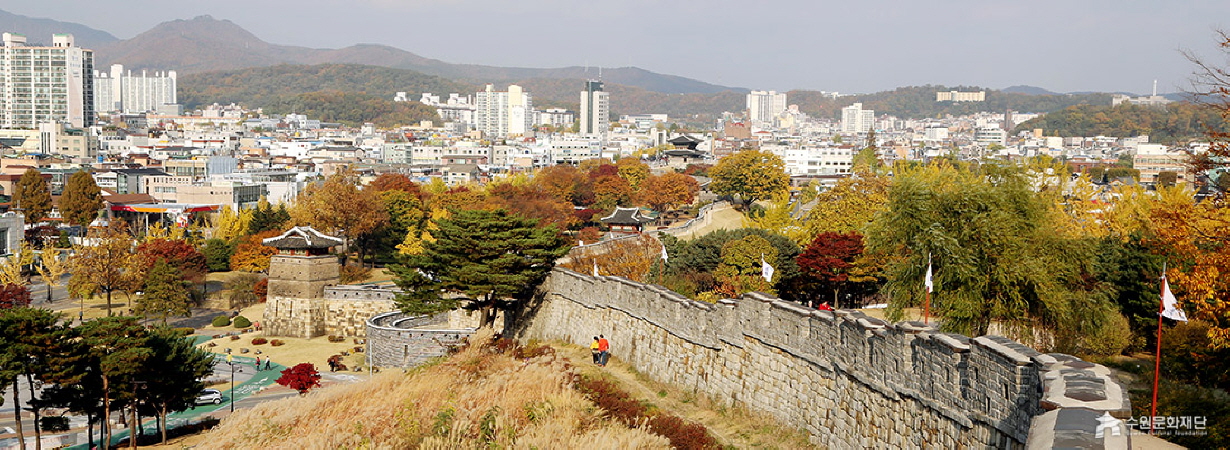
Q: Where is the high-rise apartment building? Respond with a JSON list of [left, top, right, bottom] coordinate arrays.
[[475, 84, 533, 138], [94, 64, 177, 114], [746, 90, 787, 125], [841, 102, 874, 134], [579, 80, 609, 139], [0, 33, 95, 128]]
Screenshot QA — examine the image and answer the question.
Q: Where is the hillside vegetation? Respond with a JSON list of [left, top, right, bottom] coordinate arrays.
[[790, 85, 1113, 120], [1013, 103, 1229, 143], [179, 64, 475, 109], [179, 66, 1124, 120], [197, 330, 806, 449]]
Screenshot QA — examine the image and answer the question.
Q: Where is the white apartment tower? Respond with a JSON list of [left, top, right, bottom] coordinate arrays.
[[746, 90, 787, 125], [0, 33, 95, 128], [94, 64, 177, 114], [475, 84, 533, 137], [841, 102, 874, 133], [579, 80, 609, 139]]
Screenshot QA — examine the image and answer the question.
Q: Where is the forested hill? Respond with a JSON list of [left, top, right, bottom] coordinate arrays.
[[177, 64, 468, 127], [179, 64, 476, 109], [179, 66, 1126, 124], [789, 85, 1113, 120], [1012, 103, 1229, 144]]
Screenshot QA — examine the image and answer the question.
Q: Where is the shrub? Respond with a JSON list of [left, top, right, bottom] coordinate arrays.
[[339, 265, 372, 284], [230, 335, 240, 341], [648, 414, 720, 450], [252, 337, 268, 345], [174, 327, 196, 337], [233, 316, 252, 328], [328, 335, 345, 343], [576, 377, 647, 425], [40, 416, 70, 432], [211, 315, 231, 327], [270, 339, 285, 346]]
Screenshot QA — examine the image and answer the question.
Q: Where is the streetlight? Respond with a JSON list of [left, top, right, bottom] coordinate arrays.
[[226, 353, 235, 413]]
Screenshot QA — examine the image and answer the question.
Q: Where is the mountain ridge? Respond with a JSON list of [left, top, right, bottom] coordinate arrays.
[[85, 14, 742, 95], [0, 9, 118, 48]]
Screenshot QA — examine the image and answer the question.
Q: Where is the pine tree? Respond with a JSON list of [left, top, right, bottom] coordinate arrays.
[[390, 209, 569, 328], [13, 168, 52, 224], [133, 260, 193, 324], [59, 171, 104, 227]]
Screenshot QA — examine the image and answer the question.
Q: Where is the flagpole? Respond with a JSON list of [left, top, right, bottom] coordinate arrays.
[[923, 253, 932, 325], [1150, 262, 1166, 435]]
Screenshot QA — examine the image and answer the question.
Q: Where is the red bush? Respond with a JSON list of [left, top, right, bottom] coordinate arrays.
[[576, 377, 647, 425], [276, 363, 321, 394], [251, 337, 268, 345], [648, 414, 720, 450]]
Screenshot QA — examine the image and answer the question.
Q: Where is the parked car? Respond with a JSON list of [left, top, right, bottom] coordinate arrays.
[[195, 389, 223, 405]]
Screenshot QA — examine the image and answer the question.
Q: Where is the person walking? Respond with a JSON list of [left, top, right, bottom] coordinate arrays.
[[597, 335, 610, 366], [264, 359, 271, 371], [590, 336, 601, 364], [255, 357, 261, 370]]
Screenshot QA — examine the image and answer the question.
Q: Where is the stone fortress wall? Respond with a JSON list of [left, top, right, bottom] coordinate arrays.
[[512, 268, 1132, 448], [366, 311, 476, 368]]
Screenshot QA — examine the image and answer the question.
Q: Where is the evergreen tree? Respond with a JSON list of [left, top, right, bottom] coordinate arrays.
[[76, 317, 152, 448], [201, 238, 238, 272], [137, 327, 213, 443], [13, 169, 51, 224], [0, 307, 61, 449], [59, 171, 103, 227], [133, 260, 193, 324], [389, 209, 569, 328]]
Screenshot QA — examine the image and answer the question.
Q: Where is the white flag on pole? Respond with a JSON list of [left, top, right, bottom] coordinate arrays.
[[593, 260, 599, 277], [761, 255, 775, 283], [661, 245, 669, 262], [925, 253, 933, 293], [1161, 277, 1187, 322]]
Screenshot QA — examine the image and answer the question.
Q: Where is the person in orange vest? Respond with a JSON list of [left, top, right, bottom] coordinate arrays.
[[597, 335, 610, 366], [590, 336, 601, 364]]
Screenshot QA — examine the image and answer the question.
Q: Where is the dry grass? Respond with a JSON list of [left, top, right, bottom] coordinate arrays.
[[197, 329, 670, 449], [554, 343, 813, 449], [674, 206, 745, 241]]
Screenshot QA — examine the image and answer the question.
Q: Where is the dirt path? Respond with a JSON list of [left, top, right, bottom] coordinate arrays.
[[550, 341, 813, 449], [674, 205, 746, 240]]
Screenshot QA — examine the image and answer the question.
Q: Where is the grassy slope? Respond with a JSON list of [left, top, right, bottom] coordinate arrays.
[[193, 329, 810, 449]]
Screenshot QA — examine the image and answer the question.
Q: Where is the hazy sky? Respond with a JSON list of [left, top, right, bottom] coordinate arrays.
[[7, 1, 1230, 94]]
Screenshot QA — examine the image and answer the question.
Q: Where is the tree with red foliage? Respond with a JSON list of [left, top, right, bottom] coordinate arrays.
[[276, 363, 322, 395], [587, 164, 619, 179], [486, 183, 578, 229], [0, 283, 31, 309], [796, 232, 869, 308], [253, 278, 268, 302], [133, 239, 208, 284], [367, 173, 423, 198]]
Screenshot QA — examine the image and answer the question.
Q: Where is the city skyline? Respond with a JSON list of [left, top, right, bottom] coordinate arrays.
[[6, 1, 1229, 96]]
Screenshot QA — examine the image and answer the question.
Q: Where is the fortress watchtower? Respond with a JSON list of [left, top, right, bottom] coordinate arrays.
[[262, 227, 343, 337]]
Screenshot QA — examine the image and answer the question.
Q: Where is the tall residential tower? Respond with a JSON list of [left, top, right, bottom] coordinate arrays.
[[746, 90, 786, 126], [0, 33, 95, 128], [94, 64, 177, 114], [579, 80, 609, 139]]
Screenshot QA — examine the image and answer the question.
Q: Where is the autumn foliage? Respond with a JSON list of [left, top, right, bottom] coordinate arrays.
[[276, 363, 322, 395], [0, 283, 31, 309], [230, 231, 281, 273]]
